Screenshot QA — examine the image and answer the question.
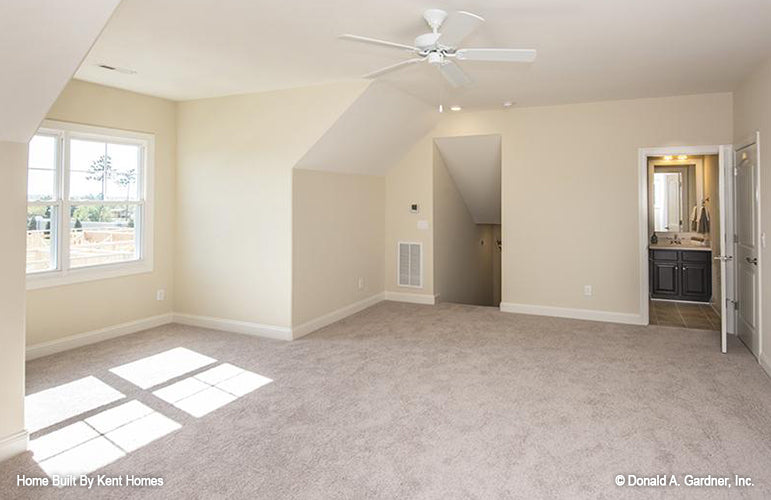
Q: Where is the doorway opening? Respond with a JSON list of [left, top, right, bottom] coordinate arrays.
[[433, 134, 501, 307], [638, 145, 736, 353]]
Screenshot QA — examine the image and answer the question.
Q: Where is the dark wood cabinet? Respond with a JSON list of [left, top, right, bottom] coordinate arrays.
[[649, 249, 711, 302]]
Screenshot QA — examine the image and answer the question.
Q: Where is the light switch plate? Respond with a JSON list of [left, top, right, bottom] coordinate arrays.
[[417, 220, 429, 230]]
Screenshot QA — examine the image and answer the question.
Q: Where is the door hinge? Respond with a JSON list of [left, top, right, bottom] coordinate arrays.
[[734, 234, 739, 243], [734, 167, 739, 177]]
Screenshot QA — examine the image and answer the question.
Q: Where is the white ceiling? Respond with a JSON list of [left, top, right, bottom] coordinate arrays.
[[76, 0, 771, 108], [295, 82, 438, 175], [435, 135, 501, 224], [0, 0, 121, 143]]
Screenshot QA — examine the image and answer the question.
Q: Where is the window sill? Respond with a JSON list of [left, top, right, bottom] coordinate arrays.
[[26, 261, 153, 290]]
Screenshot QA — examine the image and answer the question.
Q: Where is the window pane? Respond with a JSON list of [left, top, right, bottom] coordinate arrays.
[[27, 206, 57, 273], [104, 143, 140, 201], [69, 169, 106, 201], [29, 135, 57, 170], [70, 204, 139, 268], [28, 169, 56, 202], [70, 139, 108, 201], [28, 134, 57, 202], [70, 139, 141, 202]]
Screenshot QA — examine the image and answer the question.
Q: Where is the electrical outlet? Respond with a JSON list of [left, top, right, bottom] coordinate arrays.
[[156, 289, 166, 301], [583, 285, 593, 297], [357, 277, 365, 290]]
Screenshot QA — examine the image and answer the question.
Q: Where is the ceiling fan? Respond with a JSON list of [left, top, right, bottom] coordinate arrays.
[[340, 9, 536, 88]]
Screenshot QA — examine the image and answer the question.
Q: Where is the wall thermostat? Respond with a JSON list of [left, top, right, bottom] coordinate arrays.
[[409, 203, 419, 213]]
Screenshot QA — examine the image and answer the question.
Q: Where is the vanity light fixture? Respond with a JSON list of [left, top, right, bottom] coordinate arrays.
[[663, 155, 674, 160], [677, 155, 688, 160]]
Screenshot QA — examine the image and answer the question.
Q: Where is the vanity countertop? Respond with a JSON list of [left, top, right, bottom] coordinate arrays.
[[649, 244, 711, 252]]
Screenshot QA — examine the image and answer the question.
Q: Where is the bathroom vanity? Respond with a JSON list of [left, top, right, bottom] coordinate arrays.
[[649, 247, 712, 302]]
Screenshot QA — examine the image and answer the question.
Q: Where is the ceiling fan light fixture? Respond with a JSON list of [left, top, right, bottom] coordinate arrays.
[[503, 101, 514, 108]]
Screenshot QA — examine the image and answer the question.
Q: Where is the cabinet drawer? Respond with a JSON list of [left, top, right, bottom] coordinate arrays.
[[681, 250, 711, 262], [650, 250, 678, 261]]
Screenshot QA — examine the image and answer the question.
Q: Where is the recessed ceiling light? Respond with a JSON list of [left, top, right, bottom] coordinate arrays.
[[450, 105, 462, 111], [97, 64, 136, 75], [677, 155, 688, 160], [503, 101, 514, 108]]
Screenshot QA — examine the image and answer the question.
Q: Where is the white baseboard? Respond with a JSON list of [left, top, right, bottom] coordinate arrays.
[[0, 430, 28, 463], [291, 293, 385, 339], [385, 291, 438, 305], [26, 313, 174, 360], [499, 302, 645, 325], [760, 354, 771, 380], [173, 313, 292, 341]]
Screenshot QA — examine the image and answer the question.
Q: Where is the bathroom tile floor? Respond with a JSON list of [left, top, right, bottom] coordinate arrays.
[[649, 299, 721, 330]]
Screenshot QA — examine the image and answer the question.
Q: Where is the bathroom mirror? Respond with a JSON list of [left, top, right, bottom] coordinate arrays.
[[649, 160, 702, 233]]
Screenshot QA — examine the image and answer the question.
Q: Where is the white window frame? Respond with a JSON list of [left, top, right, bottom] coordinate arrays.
[[27, 120, 154, 290]]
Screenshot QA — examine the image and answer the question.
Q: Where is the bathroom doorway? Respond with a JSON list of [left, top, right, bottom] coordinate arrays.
[[638, 145, 736, 353]]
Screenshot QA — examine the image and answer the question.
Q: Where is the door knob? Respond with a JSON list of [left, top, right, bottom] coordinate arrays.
[[746, 257, 758, 265]]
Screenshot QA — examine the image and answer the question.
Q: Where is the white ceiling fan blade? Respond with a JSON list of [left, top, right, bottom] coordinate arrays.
[[363, 58, 424, 79], [438, 60, 472, 87], [455, 48, 537, 63], [438, 11, 484, 48], [339, 34, 417, 52]]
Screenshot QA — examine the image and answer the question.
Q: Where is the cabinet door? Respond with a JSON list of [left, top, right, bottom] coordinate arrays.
[[681, 262, 710, 300], [651, 261, 679, 297]]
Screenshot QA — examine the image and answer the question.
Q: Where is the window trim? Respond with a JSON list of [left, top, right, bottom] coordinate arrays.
[[26, 120, 155, 290]]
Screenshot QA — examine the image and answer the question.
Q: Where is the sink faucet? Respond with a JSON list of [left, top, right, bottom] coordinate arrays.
[[672, 234, 681, 245]]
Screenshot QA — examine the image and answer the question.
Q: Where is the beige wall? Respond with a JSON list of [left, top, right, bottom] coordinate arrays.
[[385, 134, 435, 297], [734, 55, 771, 368], [387, 92, 732, 317], [0, 141, 28, 447], [175, 81, 368, 328], [433, 147, 493, 306], [292, 169, 384, 326], [26, 81, 177, 345]]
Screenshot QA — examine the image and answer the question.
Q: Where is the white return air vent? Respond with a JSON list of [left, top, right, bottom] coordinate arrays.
[[398, 242, 422, 288]]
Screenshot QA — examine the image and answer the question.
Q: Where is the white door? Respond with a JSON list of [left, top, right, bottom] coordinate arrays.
[[718, 145, 736, 353], [735, 136, 760, 357]]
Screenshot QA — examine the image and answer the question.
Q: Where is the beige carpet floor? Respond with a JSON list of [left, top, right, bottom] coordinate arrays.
[[3, 301, 771, 499]]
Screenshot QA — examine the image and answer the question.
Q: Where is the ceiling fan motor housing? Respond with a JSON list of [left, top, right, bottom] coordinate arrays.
[[414, 32, 441, 51]]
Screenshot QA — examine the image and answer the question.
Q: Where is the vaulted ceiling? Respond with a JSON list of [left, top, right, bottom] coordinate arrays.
[[1, 0, 121, 142], [435, 135, 501, 224], [76, 0, 771, 110]]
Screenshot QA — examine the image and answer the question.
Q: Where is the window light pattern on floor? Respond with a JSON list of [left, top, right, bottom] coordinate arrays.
[[25, 376, 125, 433], [109, 347, 216, 389], [26, 349, 273, 478], [30, 400, 181, 477], [153, 363, 272, 417]]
